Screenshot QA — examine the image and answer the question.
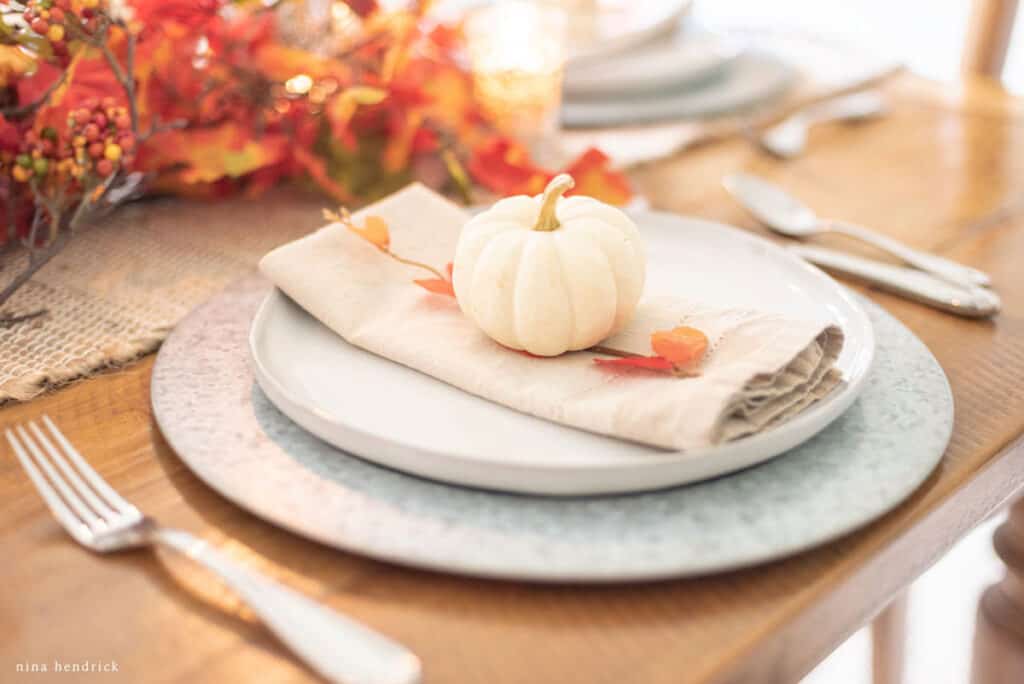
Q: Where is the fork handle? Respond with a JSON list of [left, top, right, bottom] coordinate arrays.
[[828, 220, 992, 288], [154, 528, 421, 684]]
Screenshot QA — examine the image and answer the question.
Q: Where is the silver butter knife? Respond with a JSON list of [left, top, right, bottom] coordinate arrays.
[[790, 244, 1001, 318]]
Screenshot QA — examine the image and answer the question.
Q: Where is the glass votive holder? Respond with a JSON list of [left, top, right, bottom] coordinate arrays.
[[464, 1, 568, 166]]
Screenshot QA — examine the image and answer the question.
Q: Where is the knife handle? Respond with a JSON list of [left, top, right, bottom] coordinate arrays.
[[789, 245, 1001, 318], [828, 220, 992, 288]]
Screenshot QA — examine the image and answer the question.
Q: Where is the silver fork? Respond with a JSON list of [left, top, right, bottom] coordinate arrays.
[[6, 416, 421, 684]]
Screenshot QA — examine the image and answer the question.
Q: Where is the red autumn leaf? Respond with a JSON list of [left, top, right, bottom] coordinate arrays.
[[468, 137, 549, 197], [133, 0, 224, 31], [651, 326, 709, 370], [563, 148, 633, 206], [345, 0, 380, 18], [593, 356, 675, 372], [469, 138, 633, 204], [0, 115, 22, 153]]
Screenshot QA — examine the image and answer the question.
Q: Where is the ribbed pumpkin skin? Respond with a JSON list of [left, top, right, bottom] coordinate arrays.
[[453, 194, 645, 356]]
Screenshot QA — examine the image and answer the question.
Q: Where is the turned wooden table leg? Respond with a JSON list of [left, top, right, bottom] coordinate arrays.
[[972, 500, 1024, 684], [872, 592, 908, 684]]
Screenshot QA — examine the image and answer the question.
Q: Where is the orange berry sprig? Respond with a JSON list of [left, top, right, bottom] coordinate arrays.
[[10, 96, 135, 186], [68, 96, 135, 178], [322, 207, 456, 296], [20, 0, 103, 66]]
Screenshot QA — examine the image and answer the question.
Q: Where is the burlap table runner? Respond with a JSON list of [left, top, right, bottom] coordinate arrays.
[[0, 190, 325, 402]]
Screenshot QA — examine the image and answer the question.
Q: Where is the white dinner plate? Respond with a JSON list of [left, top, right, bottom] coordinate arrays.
[[249, 212, 874, 496]]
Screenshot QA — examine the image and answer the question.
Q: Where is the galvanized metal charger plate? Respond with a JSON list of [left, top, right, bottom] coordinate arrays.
[[151, 276, 953, 583]]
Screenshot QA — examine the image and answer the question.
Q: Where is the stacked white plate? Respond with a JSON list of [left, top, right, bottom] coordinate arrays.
[[561, 22, 795, 128]]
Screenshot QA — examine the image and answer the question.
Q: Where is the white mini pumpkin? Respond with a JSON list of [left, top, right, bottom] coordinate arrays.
[[452, 174, 645, 356]]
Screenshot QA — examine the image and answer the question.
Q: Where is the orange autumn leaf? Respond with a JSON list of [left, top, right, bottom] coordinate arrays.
[[593, 325, 708, 376], [413, 262, 455, 297], [383, 110, 424, 173], [350, 215, 391, 250], [145, 122, 288, 185], [0, 46, 38, 89], [253, 43, 352, 83], [414, 278, 455, 296], [651, 326, 709, 370]]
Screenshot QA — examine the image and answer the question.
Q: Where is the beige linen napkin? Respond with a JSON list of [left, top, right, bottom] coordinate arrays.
[[260, 184, 844, 451]]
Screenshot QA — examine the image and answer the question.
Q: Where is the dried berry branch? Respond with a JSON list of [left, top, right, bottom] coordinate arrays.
[[0, 4, 142, 315]]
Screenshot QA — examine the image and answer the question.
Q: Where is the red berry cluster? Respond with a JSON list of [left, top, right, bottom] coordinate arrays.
[[69, 96, 135, 177], [20, 0, 103, 66], [10, 96, 135, 185]]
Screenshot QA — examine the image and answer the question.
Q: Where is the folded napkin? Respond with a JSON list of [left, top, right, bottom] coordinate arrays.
[[260, 184, 844, 451]]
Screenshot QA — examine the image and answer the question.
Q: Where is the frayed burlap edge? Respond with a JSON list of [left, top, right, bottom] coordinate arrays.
[[0, 190, 328, 406], [0, 329, 170, 404]]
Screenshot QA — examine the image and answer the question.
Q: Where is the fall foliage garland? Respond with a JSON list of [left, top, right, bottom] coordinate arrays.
[[0, 0, 632, 324]]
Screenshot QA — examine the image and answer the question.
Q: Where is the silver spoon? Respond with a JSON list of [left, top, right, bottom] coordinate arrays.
[[758, 91, 886, 159], [723, 173, 992, 288]]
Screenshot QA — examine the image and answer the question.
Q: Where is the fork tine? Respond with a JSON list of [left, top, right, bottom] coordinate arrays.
[[6, 428, 92, 545], [41, 415, 136, 515], [15, 425, 105, 531], [29, 420, 119, 520]]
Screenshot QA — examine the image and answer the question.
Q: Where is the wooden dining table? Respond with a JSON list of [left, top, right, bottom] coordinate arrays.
[[3, 72, 1024, 684]]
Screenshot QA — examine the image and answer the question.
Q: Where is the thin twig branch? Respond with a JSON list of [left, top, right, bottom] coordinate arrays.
[[0, 229, 71, 307], [22, 208, 43, 251], [95, 19, 141, 135], [0, 69, 68, 119], [139, 117, 187, 142], [0, 308, 47, 328]]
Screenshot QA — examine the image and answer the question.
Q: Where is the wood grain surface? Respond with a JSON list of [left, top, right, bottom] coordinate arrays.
[[3, 74, 1024, 684]]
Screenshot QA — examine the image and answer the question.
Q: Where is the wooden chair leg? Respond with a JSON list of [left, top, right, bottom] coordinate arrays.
[[972, 500, 1024, 684], [963, 0, 1020, 78], [871, 592, 909, 684]]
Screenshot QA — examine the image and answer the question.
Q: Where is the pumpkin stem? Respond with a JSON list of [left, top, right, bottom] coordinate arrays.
[[533, 174, 575, 232]]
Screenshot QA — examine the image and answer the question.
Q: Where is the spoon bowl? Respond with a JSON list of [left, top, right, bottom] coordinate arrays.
[[723, 173, 821, 236]]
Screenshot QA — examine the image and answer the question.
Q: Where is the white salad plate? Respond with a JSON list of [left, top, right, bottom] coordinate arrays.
[[248, 211, 875, 496]]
